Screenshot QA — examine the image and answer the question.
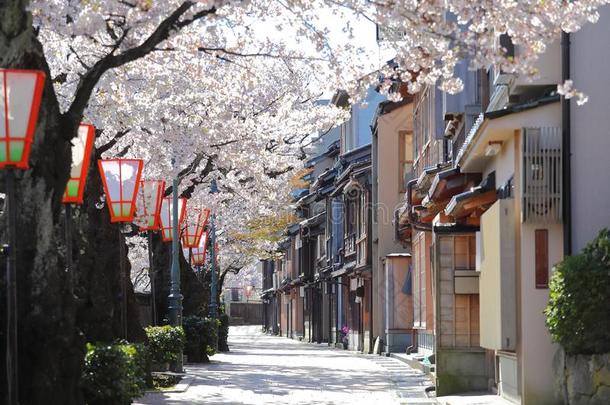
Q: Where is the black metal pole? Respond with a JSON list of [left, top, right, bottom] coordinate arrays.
[[147, 231, 157, 326], [119, 229, 127, 339], [65, 204, 73, 296], [5, 169, 18, 405]]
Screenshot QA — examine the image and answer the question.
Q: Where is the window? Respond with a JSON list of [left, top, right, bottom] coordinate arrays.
[[399, 131, 414, 191], [317, 234, 326, 259], [454, 235, 476, 270], [535, 229, 549, 288]]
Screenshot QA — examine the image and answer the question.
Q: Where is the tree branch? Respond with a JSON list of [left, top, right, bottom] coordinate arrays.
[[64, 1, 216, 126]]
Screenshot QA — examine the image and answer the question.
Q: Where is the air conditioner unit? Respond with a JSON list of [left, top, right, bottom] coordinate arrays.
[[522, 127, 562, 224]]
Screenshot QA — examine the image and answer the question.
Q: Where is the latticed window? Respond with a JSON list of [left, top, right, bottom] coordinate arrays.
[[522, 127, 562, 224]]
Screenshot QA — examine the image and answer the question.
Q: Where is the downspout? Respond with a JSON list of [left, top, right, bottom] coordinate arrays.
[[561, 32, 572, 256], [560, 31, 572, 405]]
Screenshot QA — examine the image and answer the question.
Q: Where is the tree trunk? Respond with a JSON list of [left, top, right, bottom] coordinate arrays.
[[0, 2, 82, 403], [74, 148, 146, 343], [151, 235, 209, 322], [0, 3, 145, 403]]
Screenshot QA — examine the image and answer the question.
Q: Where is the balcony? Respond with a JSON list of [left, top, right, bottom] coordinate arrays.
[[356, 234, 367, 267], [344, 233, 356, 257]]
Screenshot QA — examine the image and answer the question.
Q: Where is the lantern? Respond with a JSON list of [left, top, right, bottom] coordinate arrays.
[[134, 179, 165, 231], [181, 207, 210, 248], [97, 158, 144, 222], [159, 196, 186, 241], [191, 231, 209, 266], [63, 123, 95, 204], [0, 69, 46, 169]]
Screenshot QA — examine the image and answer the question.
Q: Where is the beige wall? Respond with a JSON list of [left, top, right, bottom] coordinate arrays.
[[479, 200, 517, 352], [476, 108, 563, 403], [519, 222, 562, 404], [372, 102, 413, 339]]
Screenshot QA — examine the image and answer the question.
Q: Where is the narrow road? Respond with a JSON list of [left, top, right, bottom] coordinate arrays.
[[135, 325, 435, 404]]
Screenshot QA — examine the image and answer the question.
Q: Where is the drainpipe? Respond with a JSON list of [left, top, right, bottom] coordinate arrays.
[[561, 32, 572, 256]]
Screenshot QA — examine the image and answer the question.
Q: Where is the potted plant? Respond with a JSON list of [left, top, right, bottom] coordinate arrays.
[[339, 325, 350, 349]]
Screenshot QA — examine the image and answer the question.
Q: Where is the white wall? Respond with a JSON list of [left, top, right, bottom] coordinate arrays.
[[570, 5, 610, 252]]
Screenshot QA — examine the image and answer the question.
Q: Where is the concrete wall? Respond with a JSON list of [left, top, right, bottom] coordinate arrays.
[[570, 5, 610, 252], [436, 349, 488, 396], [228, 302, 263, 325]]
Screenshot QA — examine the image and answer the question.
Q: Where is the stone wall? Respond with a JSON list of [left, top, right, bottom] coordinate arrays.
[[554, 350, 610, 404]]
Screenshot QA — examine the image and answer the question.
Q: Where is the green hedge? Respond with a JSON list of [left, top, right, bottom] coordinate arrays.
[[145, 325, 185, 365], [218, 313, 230, 352], [183, 315, 219, 362], [545, 229, 610, 354], [82, 342, 148, 405]]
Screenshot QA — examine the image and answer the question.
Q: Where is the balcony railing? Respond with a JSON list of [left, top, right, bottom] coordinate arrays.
[[417, 330, 435, 355], [344, 233, 356, 257], [356, 234, 367, 267]]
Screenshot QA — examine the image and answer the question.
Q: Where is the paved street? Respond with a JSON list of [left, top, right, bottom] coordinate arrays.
[[135, 326, 435, 405]]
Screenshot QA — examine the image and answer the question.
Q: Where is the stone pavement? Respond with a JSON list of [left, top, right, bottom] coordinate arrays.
[[134, 325, 436, 404]]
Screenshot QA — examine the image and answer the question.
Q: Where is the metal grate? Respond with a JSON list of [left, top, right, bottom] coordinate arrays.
[[522, 127, 562, 224]]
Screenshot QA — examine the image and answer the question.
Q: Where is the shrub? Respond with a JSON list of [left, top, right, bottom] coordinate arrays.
[[82, 342, 147, 405], [218, 313, 230, 352], [183, 315, 219, 362], [145, 325, 185, 365], [545, 229, 610, 354]]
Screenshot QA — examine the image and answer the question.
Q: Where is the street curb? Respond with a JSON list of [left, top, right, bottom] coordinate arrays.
[[145, 373, 195, 394]]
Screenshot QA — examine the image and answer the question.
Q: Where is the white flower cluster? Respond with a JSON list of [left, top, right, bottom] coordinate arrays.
[[28, 0, 607, 279]]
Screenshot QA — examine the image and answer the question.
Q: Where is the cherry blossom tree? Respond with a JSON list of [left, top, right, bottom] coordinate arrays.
[[1, 0, 608, 403]]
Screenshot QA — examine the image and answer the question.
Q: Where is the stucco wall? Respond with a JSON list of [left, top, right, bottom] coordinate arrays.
[[570, 5, 610, 252], [519, 221, 563, 404]]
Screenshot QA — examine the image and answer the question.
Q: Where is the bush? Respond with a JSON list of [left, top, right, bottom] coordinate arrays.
[[218, 313, 230, 352], [545, 229, 610, 354], [82, 342, 147, 405], [183, 315, 219, 362], [145, 325, 185, 365]]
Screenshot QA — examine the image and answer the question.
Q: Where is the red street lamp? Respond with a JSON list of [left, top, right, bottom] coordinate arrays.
[[97, 158, 144, 222], [134, 179, 165, 231], [62, 123, 95, 296], [63, 123, 95, 204], [0, 68, 46, 405], [191, 230, 209, 266], [190, 231, 209, 281], [0, 69, 46, 169], [134, 179, 165, 325], [182, 207, 210, 248], [159, 196, 186, 241], [97, 158, 144, 339]]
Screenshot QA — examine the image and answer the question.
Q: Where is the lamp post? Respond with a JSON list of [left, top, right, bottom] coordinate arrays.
[[62, 123, 95, 295], [190, 230, 209, 281], [159, 188, 186, 372], [209, 179, 219, 319], [0, 68, 46, 405], [159, 194, 186, 326], [134, 179, 165, 326], [97, 158, 144, 339]]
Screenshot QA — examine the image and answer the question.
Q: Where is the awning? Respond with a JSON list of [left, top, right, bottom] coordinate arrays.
[[427, 168, 481, 203], [445, 174, 497, 219], [415, 163, 452, 193]]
